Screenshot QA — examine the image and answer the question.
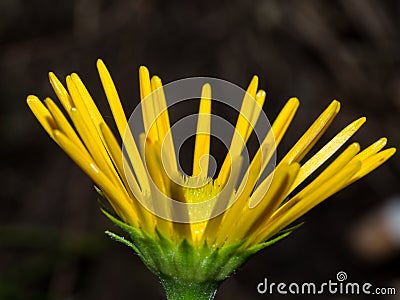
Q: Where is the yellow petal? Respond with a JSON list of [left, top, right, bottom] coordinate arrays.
[[271, 97, 300, 145], [44, 97, 87, 154], [352, 137, 387, 162], [96, 59, 128, 140], [244, 89, 266, 142], [205, 156, 244, 246], [27, 95, 57, 138], [53, 130, 139, 227], [257, 159, 361, 242], [151, 75, 178, 176], [268, 142, 360, 230], [217, 76, 259, 185], [68, 108, 122, 189], [97, 60, 149, 193], [139, 66, 157, 142], [48, 72, 74, 114], [143, 140, 175, 239], [235, 98, 300, 216], [281, 100, 340, 165], [192, 83, 212, 178], [227, 162, 300, 245], [144, 139, 170, 196], [70, 73, 105, 128], [66, 75, 100, 140], [289, 117, 366, 193], [235, 97, 300, 202], [99, 122, 141, 199], [291, 142, 360, 200], [345, 147, 396, 187]]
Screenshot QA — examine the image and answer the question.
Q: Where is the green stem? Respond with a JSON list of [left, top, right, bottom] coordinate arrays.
[[160, 276, 221, 300]]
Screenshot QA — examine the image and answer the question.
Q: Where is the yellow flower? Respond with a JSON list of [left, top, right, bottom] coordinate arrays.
[[27, 60, 395, 300]]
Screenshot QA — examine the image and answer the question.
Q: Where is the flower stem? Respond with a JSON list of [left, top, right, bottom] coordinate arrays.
[[160, 276, 221, 300]]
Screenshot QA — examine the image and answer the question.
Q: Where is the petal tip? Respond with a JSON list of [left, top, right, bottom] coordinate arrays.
[[388, 147, 396, 156], [331, 99, 341, 110], [139, 65, 150, 74], [288, 97, 300, 108], [257, 89, 266, 98], [351, 142, 361, 151], [26, 95, 39, 104], [380, 137, 388, 145]]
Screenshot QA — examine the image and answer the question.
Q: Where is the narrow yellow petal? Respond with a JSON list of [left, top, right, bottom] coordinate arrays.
[[53, 130, 139, 227], [244, 89, 266, 142], [143, 140, 175, 239], [44, 97, 87, 154], [48, 72, 74, 114], [139, 66, 157, 142], [96, 59, 128, 140], [345, 147, 396, 187], [204, 156, 244, 246], [221, 153, 262, 231], [96, 59, 150, 193], [70, 73, 105, 128], [221, 88, 267, 191], [266, 142, 361, 233], [227, 162, 300, 245], [144, 137, 191, 240], [99, 122, 141, 199], [27, 95, 57, 138], [289, 117, 366, 193], [217, 76, 259, 185], [235, 76, 259, 144], [281, 100, 341, 165], [289, 142, 360, 201], [245, 163, 301, 247], [235, 97, 299, 212], [236, 132, 274, 200], [151, 75, 179, 177], [249, 163, 299, 209], [67, 73, 144, 197], [271, 97, 300, 145], [66, 75, 100, 140], [192, 83, 212, 178], [144, 140, 170, 195], [352, 137, 387, 162], [68, 108, 122, 189], [257, 159, 361, 242], [150, 76, 165, 141], [301, 159, 361, 210], [216, 137, 267, 244]]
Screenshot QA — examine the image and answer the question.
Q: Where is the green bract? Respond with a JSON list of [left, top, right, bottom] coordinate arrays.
[[103, 208, 299, 300]]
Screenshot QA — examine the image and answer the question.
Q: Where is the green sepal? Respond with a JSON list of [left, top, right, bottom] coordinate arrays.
[[105, 230, 140, 253], [217, 222, 304, 280], [102, 206, 303, 287], [103, 208, 242, 282], [101, 207, 159, 274], [209, 241, 244, 280], [246, 222, 304, 255], [279, 222, 304, 235], [175, 238, 195, 277], [94, 185, 106, 198]]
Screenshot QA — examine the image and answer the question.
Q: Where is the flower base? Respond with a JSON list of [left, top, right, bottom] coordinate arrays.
[[160, 276, 220, 300]]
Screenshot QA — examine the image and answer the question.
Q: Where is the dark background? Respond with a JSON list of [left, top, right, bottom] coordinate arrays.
[[1, 0, 399, 299]]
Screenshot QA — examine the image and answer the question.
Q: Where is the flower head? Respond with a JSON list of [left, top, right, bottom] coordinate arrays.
[[27, 60, 395, 299]]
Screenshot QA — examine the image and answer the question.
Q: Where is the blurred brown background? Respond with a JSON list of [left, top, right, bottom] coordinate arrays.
[[1, 0, 399, 299]]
